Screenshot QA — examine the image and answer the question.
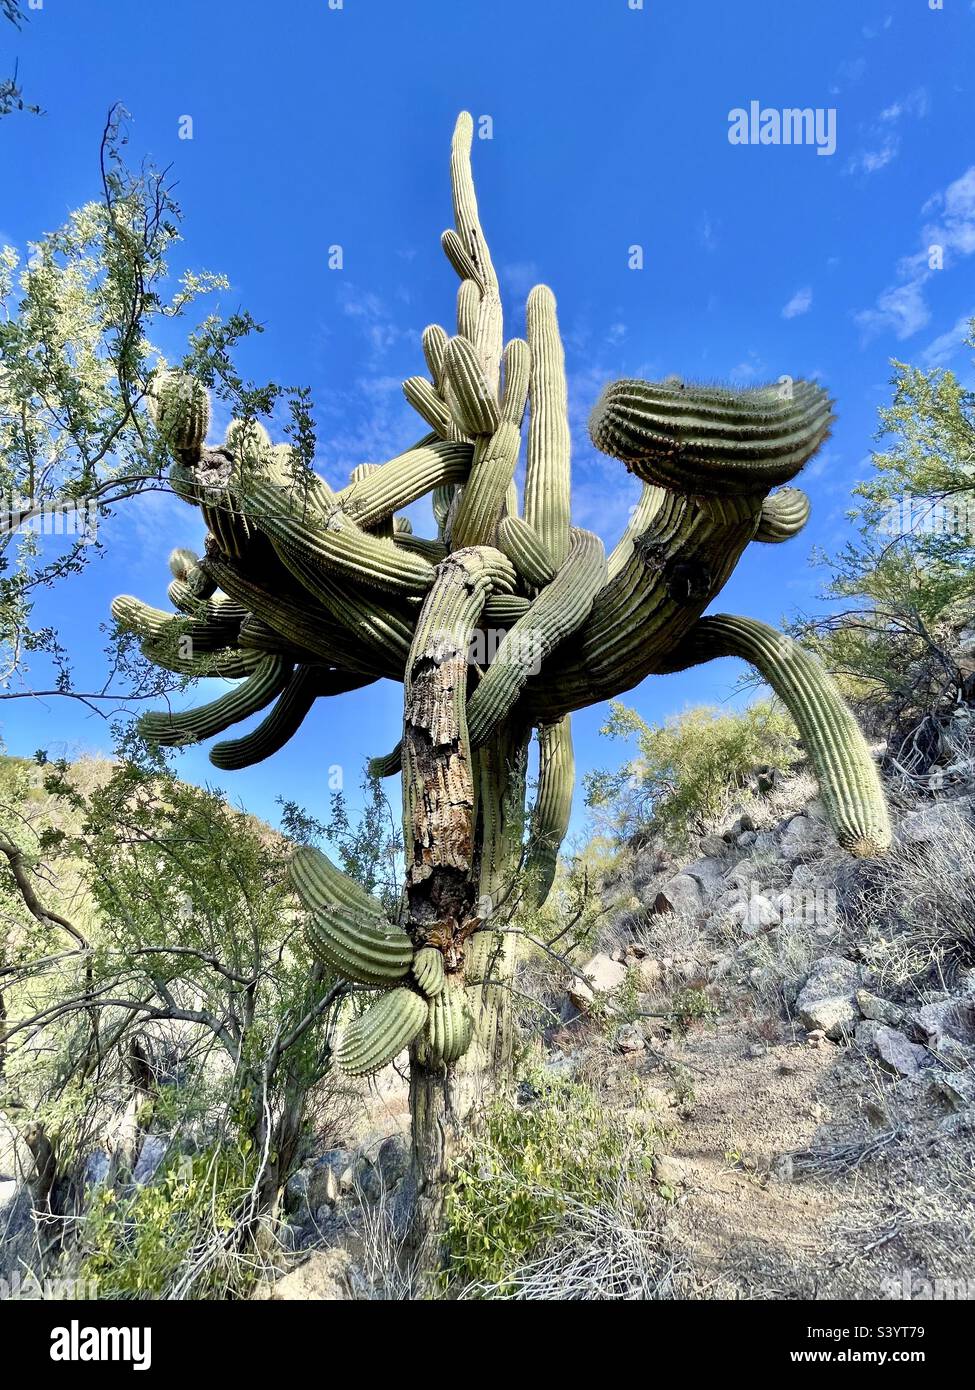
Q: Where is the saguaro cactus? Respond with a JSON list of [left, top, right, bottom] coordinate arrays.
[[115, 112, 890, 1246]]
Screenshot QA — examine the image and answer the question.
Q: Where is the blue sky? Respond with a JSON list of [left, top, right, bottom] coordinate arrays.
[[2, 0, 974, 836]]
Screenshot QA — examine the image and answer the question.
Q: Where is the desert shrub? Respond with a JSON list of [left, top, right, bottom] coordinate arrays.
[[586, 701, 800, 851], [845, 802, 975, 992], [443, 1077, 660, 1294]]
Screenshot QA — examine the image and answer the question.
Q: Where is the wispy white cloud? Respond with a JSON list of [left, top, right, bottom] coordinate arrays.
[[846, 87, 929, 176], [782, 286, 813, 319], [921, 310, 975, 368], [855, 164, 975, 341]]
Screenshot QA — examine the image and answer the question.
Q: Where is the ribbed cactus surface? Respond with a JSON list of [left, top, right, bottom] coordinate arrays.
[[116, 112, 890, 1079]]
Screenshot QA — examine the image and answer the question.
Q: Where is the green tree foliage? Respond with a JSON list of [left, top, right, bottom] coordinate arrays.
[[794, 326, 975, 756], [586, 701, 800, 850]]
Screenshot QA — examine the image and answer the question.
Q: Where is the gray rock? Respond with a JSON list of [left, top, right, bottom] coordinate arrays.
[[303, 1149, 355, 1210], [133, 1135, 167, 1185], [732, 893, 780, 935], [736, 830, 757, 849], [0, 1178, 18, 1220], [753, 830, 779, 855], [874, 1026, 928, 1077], [615, 1023, 645, 1054], [84, 1150, 110, 1189], [929, 1070, 975, 1111], [779, 815, 828, 861], [898, 800, 973, 846], [856, 989, 903, 1027], [910, 998, 975, 1049], [355, 1155, 383, 1202], [797, 956, 861, 1039], [652, 873, 704, 915], [698, 835, 728, 859], [376, 1134, 410, 1191]]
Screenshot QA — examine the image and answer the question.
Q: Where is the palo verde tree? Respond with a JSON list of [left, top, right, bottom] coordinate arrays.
[[113, 113, 891, 1250]]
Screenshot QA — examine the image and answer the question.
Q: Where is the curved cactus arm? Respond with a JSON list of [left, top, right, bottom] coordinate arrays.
[[456, 279, 481, 343], [441, 228, 483, 286], [393, 533, 449, 563], [202, 553, 385, 677], [239, 474, 436, 600], [754, 487, 811, 543], [336, 988, 428, 1076], [414, 979, 474, 1067], [289, 846, 414, 988], [210, 665, 373, 770], [111, 595, 241, 655], [140, 639, 259, 682], [500, 338, 531, 429], [590, 377, 834, 497], [166, 579, 247, 625], [523, 286, 571, 567], [368, 740, 403, 779], [335, 436, 473, 529], [237, 615, 325, 666], [412, 945, 446, 997], [483, 592, 531, 624], [661, 615, 891, 857], [403, 375, 454, 438], [524, 717, 574, 906], [148, 370, 210, 457], [448, 111, 502, 395], [606, 482, 668, 580], [524, 489, 761, 722], [139, 655, 292, 748], [496, 513, 557, 588], [468, 528, 606, 747]]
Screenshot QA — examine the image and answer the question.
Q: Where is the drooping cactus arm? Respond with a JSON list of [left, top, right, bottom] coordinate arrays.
[[524, 286, 571, 567], [467, 528, 607, 748], [111, 594, 242, 655], [524, 489, 760, 721], [607, 482, 668, 580], [754, 486, 811, 543], [140, 654, 292, 747], [659, 615, 891, 856], [589, 377, 834, 496], [496, 513, 556, 587], [209, 664, 374, 770], [523, 717, 574, 906]]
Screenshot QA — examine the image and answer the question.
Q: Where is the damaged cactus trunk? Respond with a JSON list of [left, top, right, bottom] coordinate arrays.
[[115, 111, 893, 1273]]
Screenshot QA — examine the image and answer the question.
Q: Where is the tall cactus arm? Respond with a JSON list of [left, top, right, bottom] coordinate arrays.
[[467, 528, 607, 747], [754, 487, 811, 543], [500, 338, 531, 429], [448, 111, 502, 395], [209, 665, 373, 770], [661, 616, 891, 856], [443, 334, 500, 438], [451, 422, 521, 550], [524, 717, 574, 907], [139, 655, 292, 747], [524, 286, 571, 568], [590, 378, 834, 496]]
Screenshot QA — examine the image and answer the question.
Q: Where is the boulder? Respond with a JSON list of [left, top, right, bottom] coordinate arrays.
[[731, 893, 780, 935], [698, 835, 728, 859], [796, 956, 861, 1039], [683, 856, 728, 900], [635, 957, 664, 992], [568, 952, 628, 1011], [255, 1248, 361, 1301], [376, 1134, 410, 1192], [651, 873, 703, 916], [753, 830, 779, 855], [737, 830, 757, 850], [856, 989, 903, 1028], [300, 1149, 355, 1211], [133, 1135, 167, 1186], [779, 815, 827, 861], [0, 1178, 18, 1221], [873, 1026, 928, 1077], [898, 799, 973, 846], [909, 997, 975, 1049]]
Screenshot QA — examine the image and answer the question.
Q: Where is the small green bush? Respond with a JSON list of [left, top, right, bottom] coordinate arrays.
[[443, 1077, 660, 1294]]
